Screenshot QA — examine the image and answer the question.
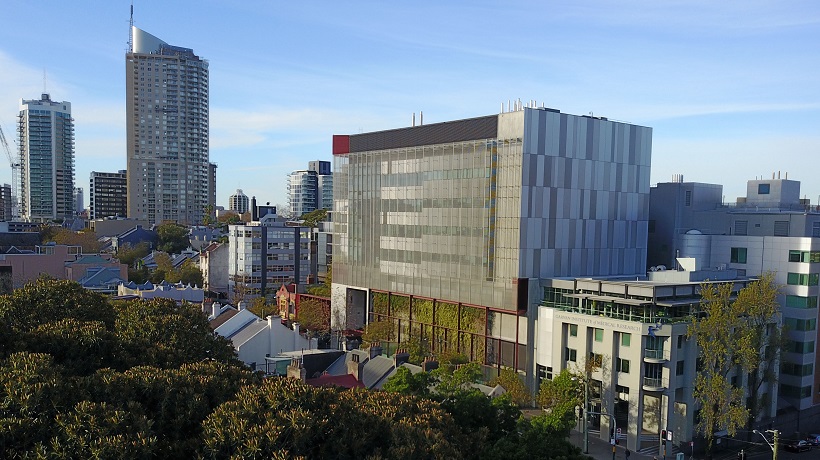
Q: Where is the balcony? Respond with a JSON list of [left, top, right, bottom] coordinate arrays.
[[644, 348, 667, 363], [642, 376, 666, 392]]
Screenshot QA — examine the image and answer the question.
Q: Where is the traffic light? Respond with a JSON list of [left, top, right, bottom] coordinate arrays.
[[661, 429, 667, 441]]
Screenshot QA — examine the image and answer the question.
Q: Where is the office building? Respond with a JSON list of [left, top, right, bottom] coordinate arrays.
[[288, 160, 333, 217], [18, 93, 75, 222], [331, 104, 652, 383], [229, 189, 249, 214], [539, 268, 761, 452], [126, 26, 209, 225], [649, 174, 820, 419], [90, 170, 128, 219]]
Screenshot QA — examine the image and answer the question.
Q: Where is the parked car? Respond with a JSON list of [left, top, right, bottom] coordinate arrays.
[[806, 434, 820, 446], [784, 440, 812, 452]]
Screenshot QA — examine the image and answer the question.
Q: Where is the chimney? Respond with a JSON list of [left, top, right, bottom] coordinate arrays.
[[211, 302, 220, 318], [347, 353, 365, 381], [287, 357, 306, 382], [369, 341, 383, 359], [237, 300, 246, 311], [292, 322, 300, 348], [393, 348, 410, 367], [421, 356, 439, 373]]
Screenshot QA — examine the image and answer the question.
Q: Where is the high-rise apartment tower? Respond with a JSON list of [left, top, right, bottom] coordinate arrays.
[[18, 94, 75, 222], [90, 170, 127, 219], [126, 26, 210, 225]]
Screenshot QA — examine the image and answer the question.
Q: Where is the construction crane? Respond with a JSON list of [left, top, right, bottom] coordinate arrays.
[[0, 124, 21, 219]]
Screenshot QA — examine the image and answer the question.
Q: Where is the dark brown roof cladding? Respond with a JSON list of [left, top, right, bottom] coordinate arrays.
[[209, 308, 239, 330], [347, 115, 498, 153]]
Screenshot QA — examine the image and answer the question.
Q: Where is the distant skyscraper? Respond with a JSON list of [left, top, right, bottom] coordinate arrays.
[[126, 25, 209, 225], [74, 187, 84, 215], [0, 184, 11, 221], [229, 189, 249, 214], [18, 93, 75, 222], [90, 170, 127, 219], [287, 160, 332, 217]]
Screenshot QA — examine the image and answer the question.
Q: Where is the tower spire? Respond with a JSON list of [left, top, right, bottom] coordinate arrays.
[[128, 2, 134, 52]]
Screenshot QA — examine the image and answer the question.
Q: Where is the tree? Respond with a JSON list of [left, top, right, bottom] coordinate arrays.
[[202, 378, 468, 459], [42, 227, 101, 253], [382, 366, 433, 397], [688, 275, 780, 457], [156, 222, 189, 254], [490, 368, 531, 407], [361, 319, 395, 346], [300, 208, 328, 228], [115, 242, 151, 267], [536, 368, 583, 435], [296, 298, 329, 333]]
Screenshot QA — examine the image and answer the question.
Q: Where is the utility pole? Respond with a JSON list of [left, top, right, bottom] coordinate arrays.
[[772, 430, 778, 460], [583, 376, 589, 454]]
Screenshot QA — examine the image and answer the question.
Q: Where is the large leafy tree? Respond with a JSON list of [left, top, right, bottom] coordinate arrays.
[[537, 368, 583, 434], [202, 378, 468, 459], [490, 368, 532, 407], [155, 222, 190, 254], [0, 278, 253, 458], [296, 298, 330, 333], [688, 274, 780, 456]]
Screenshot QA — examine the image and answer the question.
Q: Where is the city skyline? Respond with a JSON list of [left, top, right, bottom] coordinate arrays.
[[1, 1, 819, 210]]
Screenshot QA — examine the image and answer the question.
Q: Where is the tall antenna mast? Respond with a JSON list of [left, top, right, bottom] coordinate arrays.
[[128, 2, 134, 51]]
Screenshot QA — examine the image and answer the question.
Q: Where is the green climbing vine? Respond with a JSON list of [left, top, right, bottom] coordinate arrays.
[[369, 292, 487, 363]]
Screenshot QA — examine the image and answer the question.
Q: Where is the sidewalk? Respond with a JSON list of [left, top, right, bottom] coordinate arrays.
[[568, 430, 671, 460]]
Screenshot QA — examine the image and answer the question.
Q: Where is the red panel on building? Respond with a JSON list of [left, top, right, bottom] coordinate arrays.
[[332, 135, 350, 155]]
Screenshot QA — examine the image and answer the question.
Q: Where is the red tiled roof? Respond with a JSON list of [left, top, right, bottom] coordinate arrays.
[[305, 373, 365, 389]]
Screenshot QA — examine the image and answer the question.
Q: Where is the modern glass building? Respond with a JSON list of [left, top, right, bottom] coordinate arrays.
[[288, 160, 333, 218], [331, 105, 652, 381], [126, 26, 210, 225], [18, 93, 75, 222]]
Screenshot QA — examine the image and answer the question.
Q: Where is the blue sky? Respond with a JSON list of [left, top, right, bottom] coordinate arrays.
[[1, 1, 819, 209]]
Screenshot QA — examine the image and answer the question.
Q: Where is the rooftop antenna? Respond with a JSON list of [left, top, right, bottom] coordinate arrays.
[[43, 69, 47, 94], [128, 2, 134, 51]]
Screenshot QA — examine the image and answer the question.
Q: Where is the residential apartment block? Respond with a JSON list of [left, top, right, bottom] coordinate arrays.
[[229, 189, 249, 214], [288, 160, 333, 217], [90, 170, 127, 219], [228, 210, 314, 303], [126, 26, 210, 225], [18, 93, 75, 222], [331, 105, 652, 385]]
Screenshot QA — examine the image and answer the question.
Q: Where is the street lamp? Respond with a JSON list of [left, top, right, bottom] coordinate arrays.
[[752, 429, 779, 460]]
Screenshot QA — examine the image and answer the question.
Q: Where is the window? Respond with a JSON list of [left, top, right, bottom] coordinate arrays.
[[589, 353, 603, 367], [787, 273, 820, 286], [677, 335, 684, 349], [788, 340, 815, 354], [784, 317, 817, 331], [785, 295, 817, 309], [569, 324, 578, 337], [565, 347, 577, 362], [730, 247, 747, 264], [789, 250, 820, 263], [594, 328, 604, 342], [758, 183, 770, 194], [621, 333, 631, 347], [781, 384, 812, 399], [789, 250, 802, 262], [813, 222, 820, 238], [685, 190, 692, 206], [617, 358, 630, 374], [782, 362, 814, 377], [676, 360, 685, 376]]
